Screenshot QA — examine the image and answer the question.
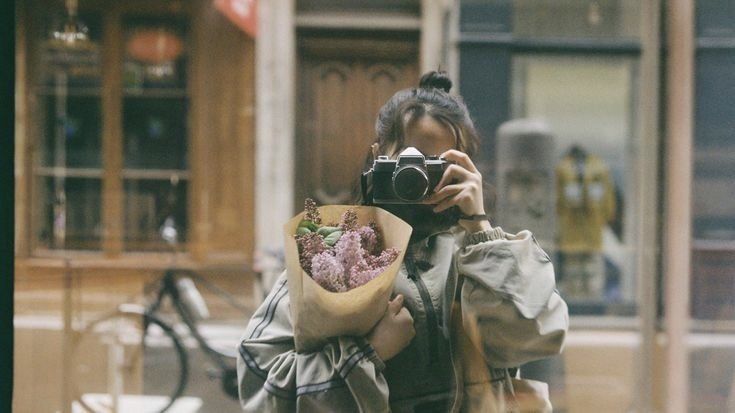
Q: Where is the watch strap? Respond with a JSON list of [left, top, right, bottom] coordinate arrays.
[[458, 213, 489, 221]]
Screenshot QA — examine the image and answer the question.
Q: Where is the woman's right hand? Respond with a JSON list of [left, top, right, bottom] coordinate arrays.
[[367, 294, 415, 361]]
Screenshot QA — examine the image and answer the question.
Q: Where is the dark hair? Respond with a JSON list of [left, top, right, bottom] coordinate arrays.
[[354, 71, 482, 204], [371, 70, 480, 164]]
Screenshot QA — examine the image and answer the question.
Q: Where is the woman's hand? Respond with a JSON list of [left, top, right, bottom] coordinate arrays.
[[367, 294, 415, 362], [423, 149, 492, 233]]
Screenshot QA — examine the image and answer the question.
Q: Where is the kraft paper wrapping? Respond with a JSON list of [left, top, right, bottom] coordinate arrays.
[[283, 205, 412, 352]]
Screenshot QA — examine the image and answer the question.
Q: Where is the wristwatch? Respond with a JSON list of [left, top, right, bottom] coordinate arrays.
[[458, 213, 489, 221]]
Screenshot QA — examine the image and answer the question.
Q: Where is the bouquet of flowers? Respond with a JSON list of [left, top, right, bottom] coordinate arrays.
[[284, 199, 412, 351], [296, 199, 400, 292]]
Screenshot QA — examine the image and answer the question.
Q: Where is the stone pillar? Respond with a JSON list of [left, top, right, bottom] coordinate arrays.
[[255, 0, 295, 254]]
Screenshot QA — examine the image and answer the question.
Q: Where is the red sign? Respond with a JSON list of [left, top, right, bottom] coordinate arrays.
[[214, 0, 257, 38]]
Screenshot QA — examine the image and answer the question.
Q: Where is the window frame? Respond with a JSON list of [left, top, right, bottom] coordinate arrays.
[[24, 0, 195, 258], [457, 0, 656, 325]]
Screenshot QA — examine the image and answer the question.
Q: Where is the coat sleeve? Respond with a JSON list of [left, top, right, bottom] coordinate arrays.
[[455, 227, 569, 368], [237, 272, 390, 412]]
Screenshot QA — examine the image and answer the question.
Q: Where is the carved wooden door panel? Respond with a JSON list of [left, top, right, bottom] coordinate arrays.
[[295, 35, 418, 210]]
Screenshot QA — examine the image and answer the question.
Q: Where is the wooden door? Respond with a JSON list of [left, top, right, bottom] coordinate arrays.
[[295, 34, 418, 210]]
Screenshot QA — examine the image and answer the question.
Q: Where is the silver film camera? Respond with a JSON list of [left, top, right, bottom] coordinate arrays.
[[362, 147, 450, 204]]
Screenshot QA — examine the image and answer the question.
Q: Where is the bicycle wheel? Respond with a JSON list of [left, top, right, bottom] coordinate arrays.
[[71, 306, 189, 413]]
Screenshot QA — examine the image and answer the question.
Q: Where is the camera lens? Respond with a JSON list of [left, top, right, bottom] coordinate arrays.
[[393, 166, 429, 202]]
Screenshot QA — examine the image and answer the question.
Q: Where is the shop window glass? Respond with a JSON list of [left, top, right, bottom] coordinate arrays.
[[508, 54, 639, 314], [31, 11, 190, 252], [122, 16, 189, 251], [17, 2, 250, 413], [38, 176, 102, 250], [123, 177, 188, 251], [461, 0, 639, 39], [34, 11, 103, 250], [513, 0, 640, 39], [691, 49, 735, 322]]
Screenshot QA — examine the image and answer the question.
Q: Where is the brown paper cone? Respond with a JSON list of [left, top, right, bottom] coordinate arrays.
[[284, 205, 412, 352]]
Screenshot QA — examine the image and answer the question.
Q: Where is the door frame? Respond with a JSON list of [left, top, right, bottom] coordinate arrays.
[[293, 32, 420, 213], [254, 0, 453, 253]]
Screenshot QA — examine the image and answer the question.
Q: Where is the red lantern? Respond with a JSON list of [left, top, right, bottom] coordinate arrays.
[[126, 28, 184, 64]]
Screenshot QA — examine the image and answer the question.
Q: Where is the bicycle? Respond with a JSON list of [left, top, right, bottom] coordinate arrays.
[[71, 220, 252, 413]]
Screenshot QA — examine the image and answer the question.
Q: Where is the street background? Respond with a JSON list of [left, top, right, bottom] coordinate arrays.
[[13, 1, 735, 412]]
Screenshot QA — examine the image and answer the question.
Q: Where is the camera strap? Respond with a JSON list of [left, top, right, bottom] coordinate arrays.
[[361, 171, 372, 205]]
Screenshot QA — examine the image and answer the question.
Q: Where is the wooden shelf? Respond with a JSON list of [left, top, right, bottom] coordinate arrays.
[[34, 167, 103, 178], [123, 88, 188, 98], [121, 169, 190, 180], [35, 86, 102, 97]]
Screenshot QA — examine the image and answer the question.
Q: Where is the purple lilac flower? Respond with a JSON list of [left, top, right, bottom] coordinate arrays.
[[348, 262, 381, 289], [311, 251, 347, 292], [339, 210, 358, 232], [334, 230, 366, 272], [348, 248, 399, 289], [367, 247, 399, 269], [368, 222, 383, 251], [304, 198, 322, 224], [357, 225, 378, 255], [296, 232, 327, 275]]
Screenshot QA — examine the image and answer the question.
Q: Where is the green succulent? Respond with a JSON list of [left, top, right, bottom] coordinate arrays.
[[298, 219, 318, 232], [316, 226, 340, 237], [323, 230, 343, 247], [296, 226, 312, 236]]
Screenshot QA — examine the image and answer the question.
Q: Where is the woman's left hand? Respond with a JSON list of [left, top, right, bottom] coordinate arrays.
[[423, 149, 492, 233]]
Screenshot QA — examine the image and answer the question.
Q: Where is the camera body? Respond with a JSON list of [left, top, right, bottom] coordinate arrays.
[[363, 147, 449, 204]]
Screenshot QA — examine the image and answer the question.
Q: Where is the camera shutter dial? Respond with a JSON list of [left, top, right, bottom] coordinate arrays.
[[393, 166, 429, 202]]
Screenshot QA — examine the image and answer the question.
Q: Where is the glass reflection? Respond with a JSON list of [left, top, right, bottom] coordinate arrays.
[[509, 54, 638, 313]]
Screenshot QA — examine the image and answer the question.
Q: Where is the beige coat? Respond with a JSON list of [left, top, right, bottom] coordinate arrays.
[[237, 227, 568, 412]]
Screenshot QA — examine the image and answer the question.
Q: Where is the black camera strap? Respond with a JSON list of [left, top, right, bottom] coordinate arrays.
[[361, 170, 373, 205]]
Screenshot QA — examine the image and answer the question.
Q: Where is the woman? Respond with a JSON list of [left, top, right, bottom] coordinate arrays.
[[237, 71, 568, 412]]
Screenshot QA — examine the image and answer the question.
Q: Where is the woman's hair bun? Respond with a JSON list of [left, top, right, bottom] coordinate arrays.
[[419, 70, 452, 93]]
